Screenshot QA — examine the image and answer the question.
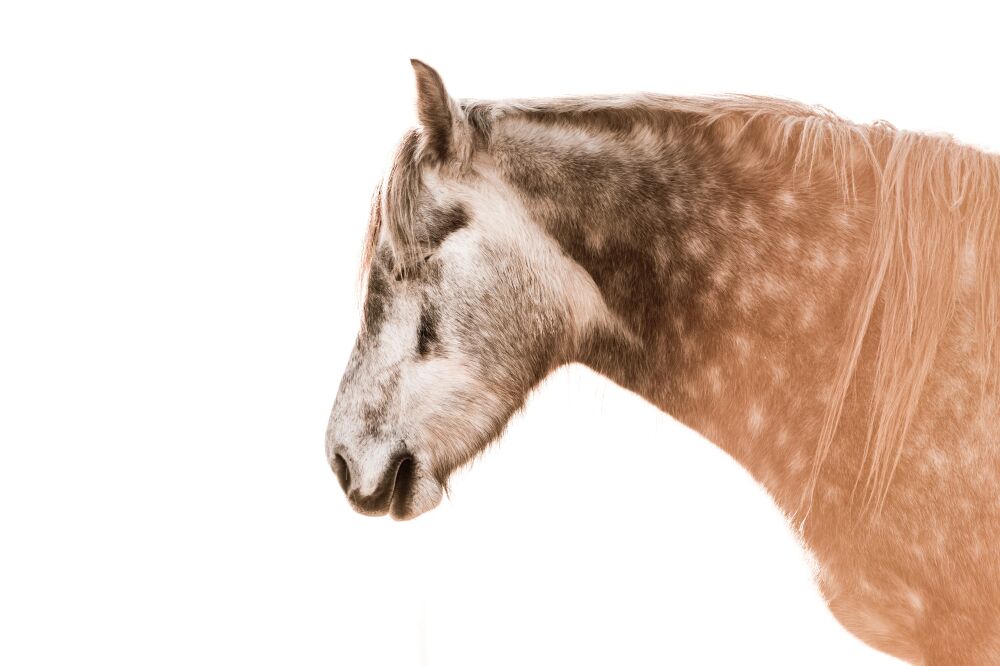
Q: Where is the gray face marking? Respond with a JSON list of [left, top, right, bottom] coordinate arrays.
[[361, 258, 391, 339], [415, 301, 438, 357]]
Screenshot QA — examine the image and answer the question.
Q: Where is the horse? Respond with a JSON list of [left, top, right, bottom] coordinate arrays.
[[326, 60, 1000, 664]]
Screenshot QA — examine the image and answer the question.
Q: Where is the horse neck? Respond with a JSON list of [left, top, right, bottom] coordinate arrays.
[[490, 113, 876, 512]]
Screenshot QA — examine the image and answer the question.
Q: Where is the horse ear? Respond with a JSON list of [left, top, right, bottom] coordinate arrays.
[[410, 59, 470, 165]]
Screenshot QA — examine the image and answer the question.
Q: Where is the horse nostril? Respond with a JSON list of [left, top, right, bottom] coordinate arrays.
[[332, 453, 351, 493]]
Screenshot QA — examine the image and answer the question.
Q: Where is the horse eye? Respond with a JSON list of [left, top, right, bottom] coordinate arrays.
[[417, 308, 436, 356]]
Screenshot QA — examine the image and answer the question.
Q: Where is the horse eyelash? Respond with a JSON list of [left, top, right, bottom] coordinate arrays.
[[392, 255, 433, 282]]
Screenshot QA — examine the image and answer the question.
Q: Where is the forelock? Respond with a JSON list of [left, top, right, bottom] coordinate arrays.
[[358, 129, 423, 287], [383, 130, 425, 269]]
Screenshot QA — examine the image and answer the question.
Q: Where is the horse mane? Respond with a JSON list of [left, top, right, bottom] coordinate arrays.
[[364, 91, 1000, 520]]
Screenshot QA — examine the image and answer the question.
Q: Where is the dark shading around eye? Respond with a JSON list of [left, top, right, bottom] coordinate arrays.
[[417, 305, 438, 356], [426, 203, 469, 246]]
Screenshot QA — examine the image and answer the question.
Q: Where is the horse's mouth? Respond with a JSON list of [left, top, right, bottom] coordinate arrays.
[[346, 452, 418, 520], [388, 455, 416, 520], [336, 445, 444, 521]]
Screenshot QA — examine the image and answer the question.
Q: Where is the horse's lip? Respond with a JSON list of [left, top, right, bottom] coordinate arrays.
[[347, 452, 414, 517], [388, 456, 417, 520]]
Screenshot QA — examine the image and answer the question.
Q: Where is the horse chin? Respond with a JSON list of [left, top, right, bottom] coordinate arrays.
[[388, 469, 443, 521]]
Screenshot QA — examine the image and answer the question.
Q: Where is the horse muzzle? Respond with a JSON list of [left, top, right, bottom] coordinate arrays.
[[330, 447, 441, 520]]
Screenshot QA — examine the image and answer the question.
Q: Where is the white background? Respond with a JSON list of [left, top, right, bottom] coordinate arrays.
[[2, 2, 997, 664]]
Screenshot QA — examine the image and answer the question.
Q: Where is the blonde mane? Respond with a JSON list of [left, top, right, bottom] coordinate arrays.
[[805, 122, 1000, 521], [364, 92, 1000, 520]]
